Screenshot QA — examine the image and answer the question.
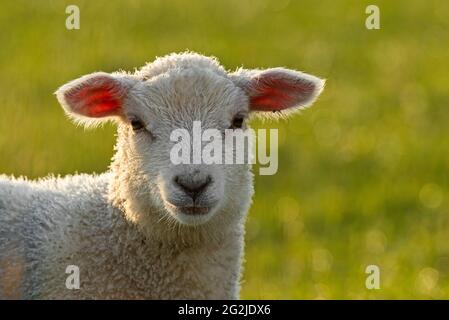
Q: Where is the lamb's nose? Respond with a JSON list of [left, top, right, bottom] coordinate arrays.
[[174, 175, 212, 200]]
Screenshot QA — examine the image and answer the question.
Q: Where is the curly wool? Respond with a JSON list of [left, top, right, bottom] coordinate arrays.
[[0, 172, 246, 299]]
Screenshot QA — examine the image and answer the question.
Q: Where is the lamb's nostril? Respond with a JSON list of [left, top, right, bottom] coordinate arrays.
[[174, 175, 212, 200]]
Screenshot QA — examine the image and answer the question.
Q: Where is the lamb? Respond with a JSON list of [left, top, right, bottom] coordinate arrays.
[[0, 52, 324, 299]]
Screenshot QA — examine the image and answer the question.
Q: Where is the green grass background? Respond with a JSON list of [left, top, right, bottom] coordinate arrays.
[[1, 0, 449, 299]]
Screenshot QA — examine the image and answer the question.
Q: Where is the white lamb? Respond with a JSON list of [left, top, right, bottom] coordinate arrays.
[[0, 52, 324, 299]]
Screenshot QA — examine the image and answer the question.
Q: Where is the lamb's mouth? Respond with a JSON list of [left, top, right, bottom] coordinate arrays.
[[166, 203, 211, 216]]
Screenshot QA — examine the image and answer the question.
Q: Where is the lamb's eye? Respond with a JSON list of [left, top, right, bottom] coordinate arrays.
[[230, 116, 245, 129], [130, 119, 145, 131]]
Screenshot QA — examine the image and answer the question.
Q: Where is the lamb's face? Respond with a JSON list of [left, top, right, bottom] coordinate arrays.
[[120, 68, 251, 225], [56, 53, 325, 227]]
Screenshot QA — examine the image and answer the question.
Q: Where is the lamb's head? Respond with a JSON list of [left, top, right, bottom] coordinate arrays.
[[55, 53, 324, 229]]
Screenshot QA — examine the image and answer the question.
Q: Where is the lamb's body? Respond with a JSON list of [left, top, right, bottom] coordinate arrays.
[[0, 52, 324, 299], [0, 173, 244, 299]]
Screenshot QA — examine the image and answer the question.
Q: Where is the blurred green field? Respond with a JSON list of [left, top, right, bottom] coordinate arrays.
[[1, 0, 449, 299]]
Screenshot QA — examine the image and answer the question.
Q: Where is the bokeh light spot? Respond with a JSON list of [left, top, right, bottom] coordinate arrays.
[[419, 183, 443, 209], [415, 267, 439, 295], [311, 248, 333, 273]]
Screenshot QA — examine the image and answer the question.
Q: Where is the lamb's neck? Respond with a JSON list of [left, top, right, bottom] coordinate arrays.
[[101, 194, 244, 299], [64, 202, 243, 299]]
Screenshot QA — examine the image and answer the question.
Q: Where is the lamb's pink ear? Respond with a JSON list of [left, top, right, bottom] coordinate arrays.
[[231, 68, 325, 113], [55, 72, 134, 125]]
